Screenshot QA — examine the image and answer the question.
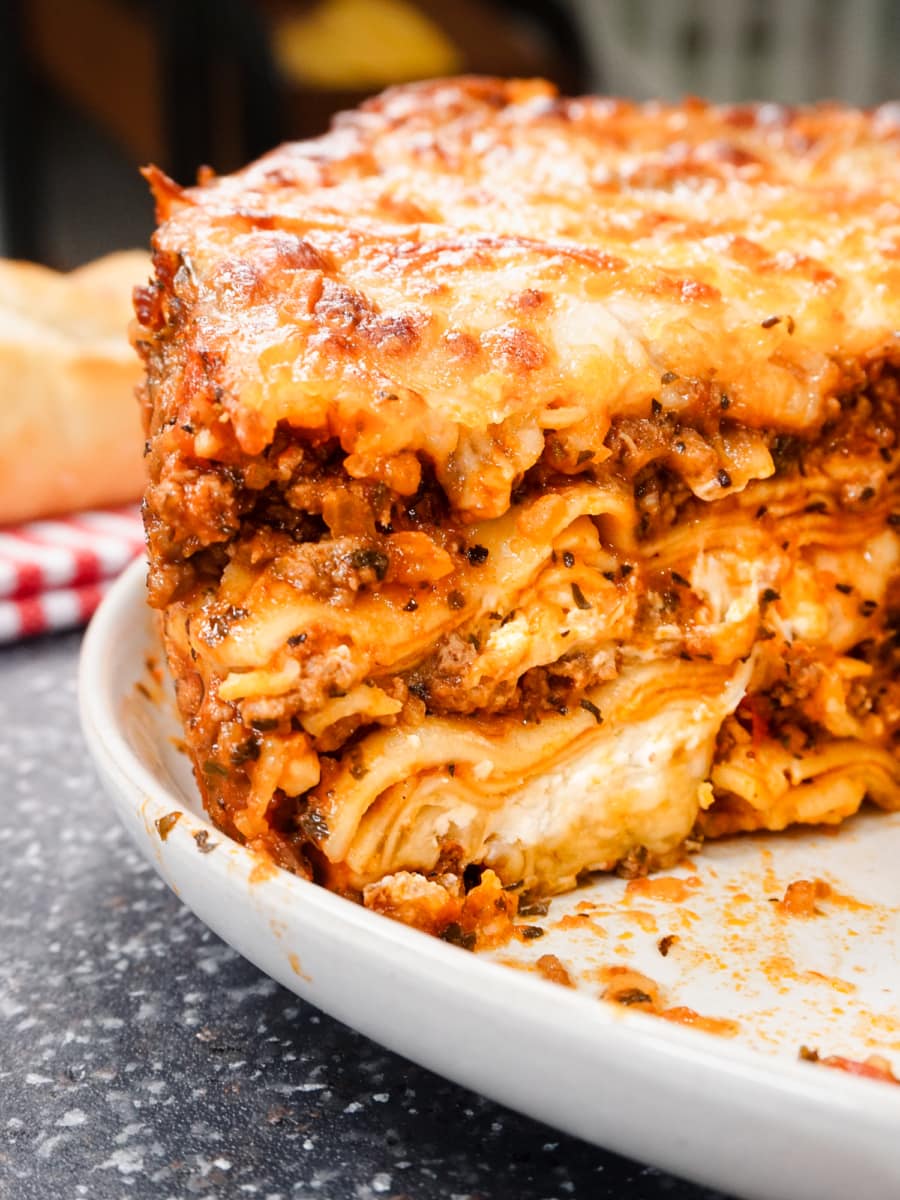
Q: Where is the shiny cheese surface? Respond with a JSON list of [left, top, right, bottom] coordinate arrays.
[[143, 78, 900, 520]]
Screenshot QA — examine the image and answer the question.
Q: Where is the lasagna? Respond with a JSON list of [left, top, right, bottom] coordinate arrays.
[[134, 78, 900, 936]]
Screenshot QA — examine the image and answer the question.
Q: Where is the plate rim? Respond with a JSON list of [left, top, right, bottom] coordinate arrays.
[[78, 558, 900, 1197]]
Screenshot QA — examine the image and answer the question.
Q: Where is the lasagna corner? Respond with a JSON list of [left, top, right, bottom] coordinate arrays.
[[134, 77, 900, 936]]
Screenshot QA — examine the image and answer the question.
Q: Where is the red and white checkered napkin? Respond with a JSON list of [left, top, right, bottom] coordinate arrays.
[[0, 506, 145, 643]]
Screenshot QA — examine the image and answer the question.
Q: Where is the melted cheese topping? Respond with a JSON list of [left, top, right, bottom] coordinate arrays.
[[141, 78, 900, 521]]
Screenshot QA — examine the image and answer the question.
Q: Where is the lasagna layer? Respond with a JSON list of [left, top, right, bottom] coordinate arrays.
[[135, 79, 900, 930]]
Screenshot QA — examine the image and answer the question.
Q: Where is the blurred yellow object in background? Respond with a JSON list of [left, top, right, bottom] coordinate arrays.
[[274, 0, 462, 89]]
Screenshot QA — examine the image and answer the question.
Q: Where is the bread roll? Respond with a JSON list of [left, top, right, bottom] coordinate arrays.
[[0, 250, 148, 524]]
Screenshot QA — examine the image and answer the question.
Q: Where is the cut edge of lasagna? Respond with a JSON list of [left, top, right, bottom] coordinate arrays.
[[134, 77, 900, 942]]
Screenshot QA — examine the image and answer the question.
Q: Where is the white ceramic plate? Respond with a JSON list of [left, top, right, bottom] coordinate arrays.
[[80, 559, 900, 1200]]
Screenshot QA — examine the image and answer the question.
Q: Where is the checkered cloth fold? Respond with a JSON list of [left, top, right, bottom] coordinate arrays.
[[0, 506, 145, 642]]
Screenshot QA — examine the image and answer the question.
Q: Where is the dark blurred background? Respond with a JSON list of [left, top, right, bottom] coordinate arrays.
[[1, 0, 898, 269]]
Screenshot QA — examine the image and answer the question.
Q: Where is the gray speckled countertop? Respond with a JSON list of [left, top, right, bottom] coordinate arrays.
[[0, 632, 733, 1200]]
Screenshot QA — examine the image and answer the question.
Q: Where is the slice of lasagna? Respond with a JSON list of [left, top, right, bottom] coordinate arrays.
[[134, 78, 900, 932]]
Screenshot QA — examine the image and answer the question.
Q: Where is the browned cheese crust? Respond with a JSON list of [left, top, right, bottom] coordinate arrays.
[[134, 78, 900, 933]]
